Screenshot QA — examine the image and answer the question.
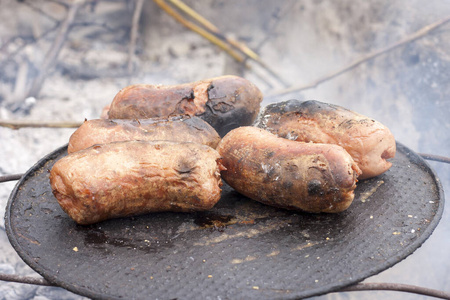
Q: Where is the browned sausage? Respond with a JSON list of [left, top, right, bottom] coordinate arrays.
[[217, 127, 361, 213], [67, 115, 221, 153], [50, 140, 224, 225], [107, 75, 263, 136], [255, 100, 396, 179]]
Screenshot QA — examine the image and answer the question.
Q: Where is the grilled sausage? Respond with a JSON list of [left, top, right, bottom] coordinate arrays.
[[68, 116, 221, 153], [217, 127, 361, 213], [107, 75, 263, 136], [255, 100, 396, 179], [50, 140, 224, 225]]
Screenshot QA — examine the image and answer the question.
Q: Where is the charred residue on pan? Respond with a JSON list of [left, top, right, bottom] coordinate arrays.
[[193, 212, 237, 232], [74, 224, 175, 254]]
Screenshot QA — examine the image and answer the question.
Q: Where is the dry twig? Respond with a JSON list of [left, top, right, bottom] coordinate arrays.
[[419, 153, 450, 164], [22, 0, 61, 23], [166, 0, 258, 62], [154, 0, 288, 86], [272, 15, 450, 96], [0, 273, 54, 287], [0, 120, 82, 130], [166, 0, 288, 86], [153, 0, 245, 63], [0, 174, 23, 183], [340, 282, 450, 299], [0, 23, 60, 70], [27, 0, 86, 98], [127, 0, 145, 74]]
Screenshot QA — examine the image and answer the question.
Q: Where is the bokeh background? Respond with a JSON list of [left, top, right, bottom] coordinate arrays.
[[0, 0, 449, 299]]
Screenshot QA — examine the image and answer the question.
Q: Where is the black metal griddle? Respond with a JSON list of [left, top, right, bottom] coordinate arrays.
[[4, 142, 444, 300]]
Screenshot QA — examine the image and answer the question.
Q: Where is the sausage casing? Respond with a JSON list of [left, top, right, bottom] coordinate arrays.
[[255, 100, 396, 179], [50, 140, 224, 225], [68, 116, 221, 153], [107, 75, 263, 136], [217, 127, 361, 213]]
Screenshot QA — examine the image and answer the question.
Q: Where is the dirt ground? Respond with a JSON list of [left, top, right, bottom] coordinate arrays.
[[0, 0, 449, 299]]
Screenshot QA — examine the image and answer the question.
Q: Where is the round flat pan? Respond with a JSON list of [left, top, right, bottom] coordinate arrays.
[[5, 142, 444, 300]]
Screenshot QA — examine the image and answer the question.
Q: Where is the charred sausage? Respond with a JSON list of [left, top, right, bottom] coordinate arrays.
[[68, 115, 221, 153], [217, 127, 361, 213], [50, 140, 224, 225], [107, 75, 263, 136], [255, 100, 396, 179]]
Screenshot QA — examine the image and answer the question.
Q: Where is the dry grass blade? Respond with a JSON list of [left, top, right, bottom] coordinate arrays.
[[273, 15, 450, 96], [156, 0, 288, 86], [153, 0, 245, 63], [167, 0, 258, 61], [167, 0, 219, 33]]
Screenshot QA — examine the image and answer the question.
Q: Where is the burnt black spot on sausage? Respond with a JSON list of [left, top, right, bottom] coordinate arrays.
[[265, 151, 275, 158], [262, 99, 304, 114], [179, 89, 195, 101], [174, 90, 198, 115], [213, 102, 234, 113], [328, 187, 340, 200], [207, 82, 225, 100], [307, 179, 324, 196], [207, 83, 214, 94], [266, 166, 276, 178], [175, 159, 195, 174], [202, 106, 251, 137], [282, 181, 294, 190], [103, 119, 118, 127], [262, 100, 351, 122]]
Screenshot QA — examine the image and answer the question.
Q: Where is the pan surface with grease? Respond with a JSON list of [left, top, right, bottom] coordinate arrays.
[[4, 143, 444, 300]]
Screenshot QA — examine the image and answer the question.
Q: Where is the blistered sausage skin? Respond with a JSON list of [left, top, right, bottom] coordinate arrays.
[[255, 100, 396, 179], [50, 140, 224, 225], [217, 127, 361, 213], [68, 116, 221, 153], [107, 75, 263, 136]]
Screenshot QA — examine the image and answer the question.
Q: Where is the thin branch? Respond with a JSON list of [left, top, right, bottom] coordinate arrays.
[[339, 282, 450, 299], [164, 0, 288, 86], [22, 0, 61, 23], [0, 23, 60, 70], [167, 0, 257, 60], [420, 153, 450, 164], [0, 120, 82, 129], [0, 174, 23, 183], [153, 0, 246, 64], [0, 20, 115, 73], [72, 20, 116, 32], [27, 0, 86, 98], [167, 0, 219, 33], [45, 0, 70, 9], [0, 273, 54, 287], [127, 0, 145, 74], [273, 15, 450, 96]]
